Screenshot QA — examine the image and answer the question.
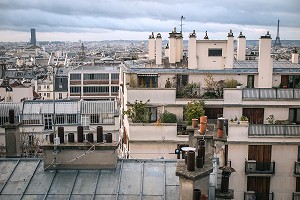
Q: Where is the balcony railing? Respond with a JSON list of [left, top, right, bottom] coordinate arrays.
[[249, 124, 300, 137], [244, 191, 274, 200], [293, 192, 300, 200], [294, 162, 300, 175], [245, 160, 275, 175], [243, 88, 300, 99]]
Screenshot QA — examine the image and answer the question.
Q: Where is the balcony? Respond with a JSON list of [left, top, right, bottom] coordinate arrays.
[[245, 160, 275, 175], [126, 86, 176, 104], [294, 162, 300, 175], [244, 191, 274, 200], [293, 192, 300, 200], [243, 88, 300, 99], [249, 124, 300, 137]]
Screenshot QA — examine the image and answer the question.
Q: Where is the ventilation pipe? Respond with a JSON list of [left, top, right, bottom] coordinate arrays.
[[87, 133, 94, 143], [156, 33, 162, 65], [77, 126, 84, 142], [97, 126, 103, 143], [148, 32, 155, 60], [188, 30, 197, 69], [187, 150, 195, 171], [237, 32, 246, 61], [106, 133, 112, 143], [58, 126, 64, 144], [291, 47, 299, 64], [68, 133, 74, 143]]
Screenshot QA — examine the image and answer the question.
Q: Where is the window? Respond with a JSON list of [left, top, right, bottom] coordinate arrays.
[[208, 48, 222, 56], [70, 86, 81, 93], [67, 114, 77, 124], [70, 74, 81, 80], [90, 114, 99, 124], [137, 75, 158, 88], [176, 74, 189, 87], [44, 114, 53, 130], [247, 75, 255, 88], [59, 93, 62, 99], [83, 73, 109, 80], [111, 86, 119, 93], [44, 93, 46, 96], [289, 108, 300, 124], [149, 107, 157, 122], [38, 86, 41, 90], [111, 73, 119, 80], [83, 86, 109, 93], [55, 114, 65, 124], [47, 93, 50, 97], [281, 75, 300, 88]]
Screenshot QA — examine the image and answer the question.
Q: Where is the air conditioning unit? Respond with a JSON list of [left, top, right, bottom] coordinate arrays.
[[247, 160, 256, 173]]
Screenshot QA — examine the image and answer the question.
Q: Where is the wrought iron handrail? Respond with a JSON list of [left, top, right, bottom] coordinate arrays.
[[244, 191, 274, 200], [245, 160, 275, 175]]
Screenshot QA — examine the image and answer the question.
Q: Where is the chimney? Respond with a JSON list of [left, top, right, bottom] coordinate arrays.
[[156, 33, 162, 65], [169, 28, 177, 64], [237, 32, 246, 61], [225, 30, 234, 68], [291, 47, 299, 64], [204, 31, 209, 40], [188, 30, 197, 69], [258, 31, 273, 88], [164, 43, 169, 58], [148, 32, 155, 60], [176, 32, 183, 63], [3, 109, 21, 158]]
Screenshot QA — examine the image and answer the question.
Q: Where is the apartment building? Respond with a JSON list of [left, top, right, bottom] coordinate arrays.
[[119, 28, 300, 199], [68, 66, 120, 100], [0, 99, 120, 146]]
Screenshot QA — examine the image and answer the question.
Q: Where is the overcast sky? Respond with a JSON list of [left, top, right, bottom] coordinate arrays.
[[0, 0, 299, 42]]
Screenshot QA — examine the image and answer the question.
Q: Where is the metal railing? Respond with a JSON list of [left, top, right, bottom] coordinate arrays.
[[245, 161, 275, 175], [249, 124, 300, 137], [294, 162, 300, 175], [244, 191, 274, 200], [293, 192, 300, 200], [243, 88, 300, 99]]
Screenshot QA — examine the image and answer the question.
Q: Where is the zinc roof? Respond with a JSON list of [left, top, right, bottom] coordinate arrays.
[[0, 159, 179, 200]]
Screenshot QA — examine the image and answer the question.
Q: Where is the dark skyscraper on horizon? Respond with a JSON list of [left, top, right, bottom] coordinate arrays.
[[30, 28, 36, 45]]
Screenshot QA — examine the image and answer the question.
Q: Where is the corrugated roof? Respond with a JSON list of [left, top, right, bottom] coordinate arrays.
[[23, 101, 79, 114], [0, 102, 23, 116], [0, 159, 179, 199], [81, 101, 116, 114]]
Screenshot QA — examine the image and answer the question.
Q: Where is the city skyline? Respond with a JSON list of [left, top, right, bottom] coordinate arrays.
[[0, 0, 300, 42]]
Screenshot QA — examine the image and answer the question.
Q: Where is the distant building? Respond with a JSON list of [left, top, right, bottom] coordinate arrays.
[[68, 65, 120, 101], [30, 28, 36, 46]]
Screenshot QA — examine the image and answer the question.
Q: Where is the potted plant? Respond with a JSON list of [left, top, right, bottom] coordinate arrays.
[[240, 116, 248, 121]]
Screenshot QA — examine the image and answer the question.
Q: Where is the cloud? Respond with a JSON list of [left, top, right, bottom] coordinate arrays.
[[0, 0, 299, 41]]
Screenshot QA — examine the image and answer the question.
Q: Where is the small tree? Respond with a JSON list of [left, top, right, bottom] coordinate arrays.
[[184, 100, 205, 125], [124, 100, 151, 123], [160, 111, 177, 123]]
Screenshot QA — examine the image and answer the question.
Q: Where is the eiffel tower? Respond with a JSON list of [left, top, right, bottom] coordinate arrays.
[[274, 19, 281, 47]]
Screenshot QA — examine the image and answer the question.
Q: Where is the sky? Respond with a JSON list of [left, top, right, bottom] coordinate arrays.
[[0, 0, 300, 42]]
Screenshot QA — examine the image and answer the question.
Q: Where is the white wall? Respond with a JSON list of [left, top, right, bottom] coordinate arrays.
[[196, 40, 227, 70], [126, 87, 176, 104], [228, 144, 248, 200]]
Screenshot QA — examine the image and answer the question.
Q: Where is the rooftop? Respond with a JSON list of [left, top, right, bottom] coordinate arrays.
[[0, 158, 179, 200], [122, 60, 300, 74], [72, 65, 120, 72]]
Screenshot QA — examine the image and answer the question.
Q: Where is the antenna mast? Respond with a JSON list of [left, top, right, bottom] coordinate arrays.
[[180, 15, 185, 33]]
